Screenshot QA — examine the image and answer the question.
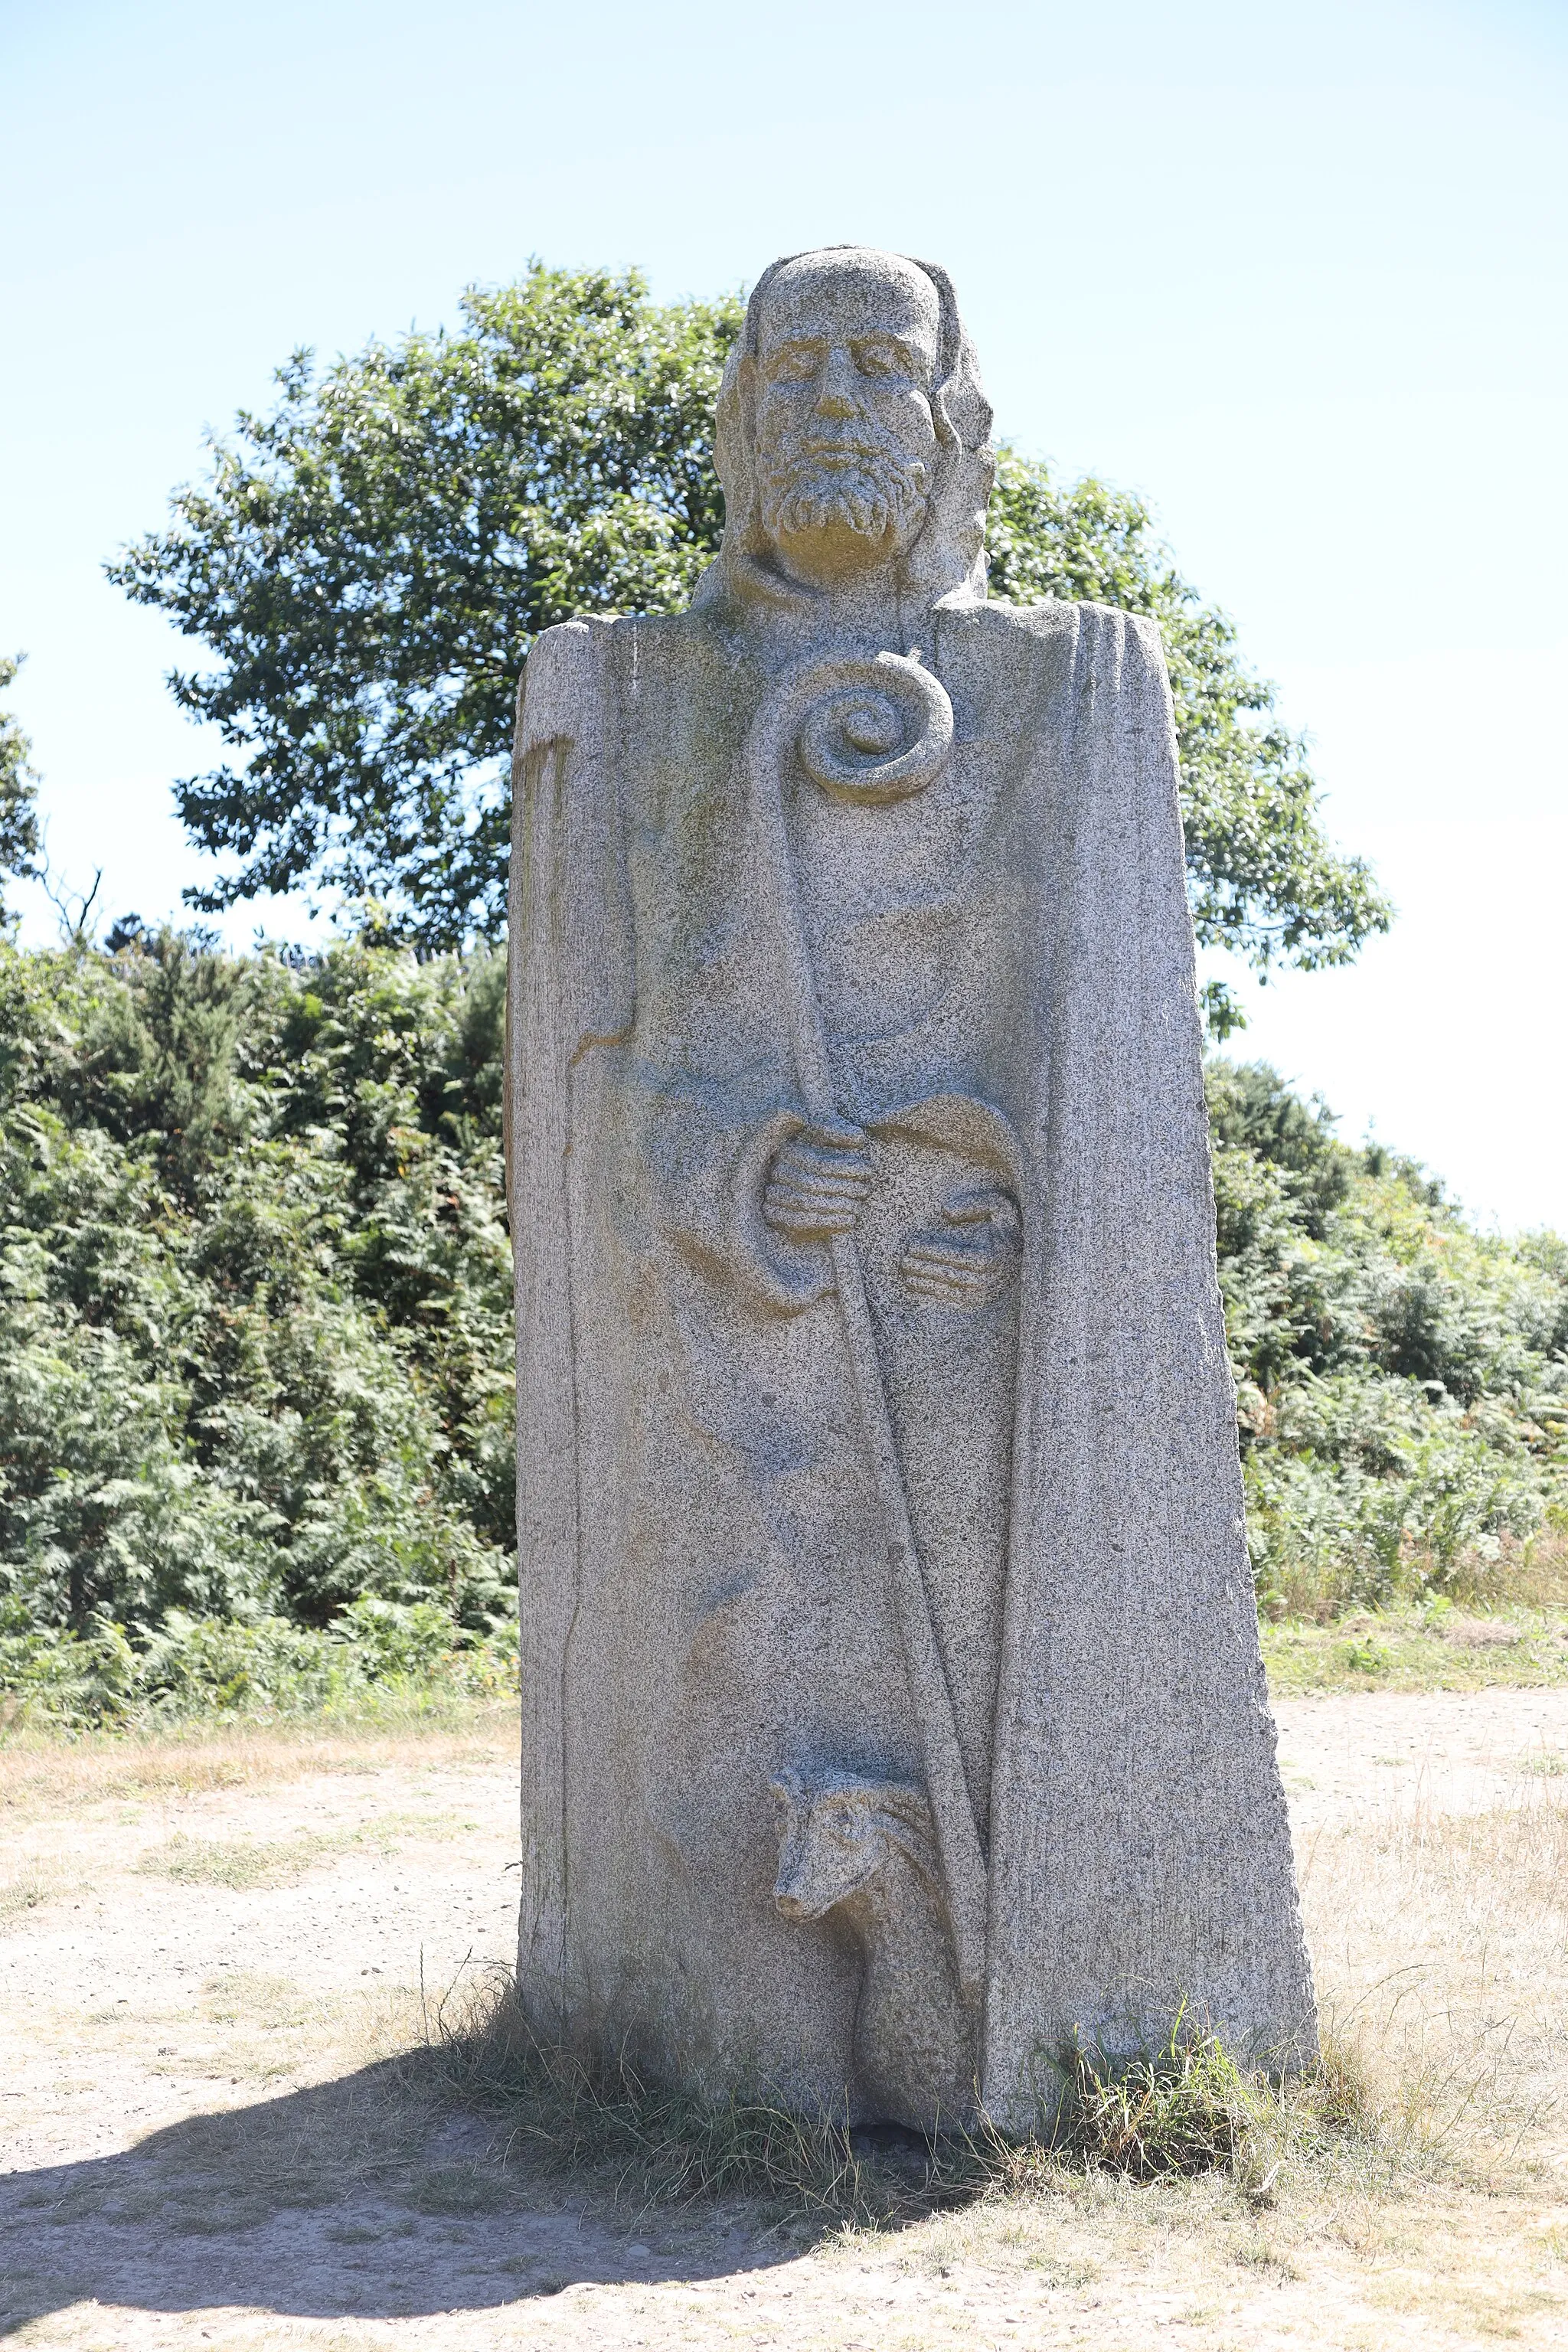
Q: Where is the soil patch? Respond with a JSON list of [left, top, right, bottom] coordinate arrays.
[[3, 1697, 1567, 2347]]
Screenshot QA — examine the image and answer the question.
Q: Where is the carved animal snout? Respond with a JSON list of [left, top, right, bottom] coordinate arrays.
[[770, 1768, 936, 1922]]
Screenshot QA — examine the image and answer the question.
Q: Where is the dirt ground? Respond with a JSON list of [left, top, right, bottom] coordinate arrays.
[[4, 1690, 1568, 2349]]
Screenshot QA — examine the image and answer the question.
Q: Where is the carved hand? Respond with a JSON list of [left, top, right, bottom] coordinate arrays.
[[763, 1119, 873, 1240], [900, 1186, 1021, 1307]]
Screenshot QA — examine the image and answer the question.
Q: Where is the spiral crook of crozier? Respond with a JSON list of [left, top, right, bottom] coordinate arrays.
[[743, 645, 959, 1112], [790, 653, 953, 805]]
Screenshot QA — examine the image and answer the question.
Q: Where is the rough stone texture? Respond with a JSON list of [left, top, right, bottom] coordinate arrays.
[[507, 246, 1317, 2130]]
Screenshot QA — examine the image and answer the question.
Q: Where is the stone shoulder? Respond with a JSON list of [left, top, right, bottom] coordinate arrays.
[[978, 593, 1161, 650], [516, 616, 613, 752], [972, 596, 1170, 708]]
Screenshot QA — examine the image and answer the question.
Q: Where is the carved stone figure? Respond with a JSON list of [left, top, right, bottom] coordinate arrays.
[[772, 1767, 971, 2130], [507, 246, 1317, 2130]]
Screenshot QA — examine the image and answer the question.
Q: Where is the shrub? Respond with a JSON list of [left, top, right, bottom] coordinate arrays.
[[1209, 1060, 1568, 1619], [0, 933, 514, 1715], [1, 935, 1563, 1721]]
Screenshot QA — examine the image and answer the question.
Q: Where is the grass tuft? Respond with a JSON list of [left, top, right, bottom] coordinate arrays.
[[136, 1830, 349, 1889], [430, 1969, 879, 2223], [0, 1866, 66, 1925], [1044, 2024, 1254, 2180], [426, 1972, 1390, 2229]]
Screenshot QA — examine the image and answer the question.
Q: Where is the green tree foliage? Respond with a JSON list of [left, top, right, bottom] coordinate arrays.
[[0, 655, 42, 918], [109, 268, 741, 946], [112, 266, 1388, 1005], [987, 461, 1390, 1034]]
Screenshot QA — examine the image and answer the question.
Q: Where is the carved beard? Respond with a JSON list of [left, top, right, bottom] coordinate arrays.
[[758, 438, 930, 549]]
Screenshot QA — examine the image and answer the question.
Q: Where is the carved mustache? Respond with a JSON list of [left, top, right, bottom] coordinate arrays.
[[759, 436, 931, 542], [763, 477, 923, 541], [799, 436, 906, 463]]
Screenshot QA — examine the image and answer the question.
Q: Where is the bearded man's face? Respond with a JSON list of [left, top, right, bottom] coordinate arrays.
[[753, 253, 942, 589]]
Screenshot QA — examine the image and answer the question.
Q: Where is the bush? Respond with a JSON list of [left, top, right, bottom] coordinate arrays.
[[0, 1596, 516, 1731], [1207, 1061, 1568, 1619], [0, 931, 514, 1720], [1, 932, 1563, 1725]]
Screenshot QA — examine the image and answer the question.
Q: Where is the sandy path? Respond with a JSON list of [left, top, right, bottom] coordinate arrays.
[[2, 1694, 1566, 2349], [1274, 1686, 1568, 1832], [2, 1743, 520, 2172]]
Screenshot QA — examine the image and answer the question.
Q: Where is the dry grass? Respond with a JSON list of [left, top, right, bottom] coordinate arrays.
[[421, 1973, 1405, 2239], [132, 1811, 475, 1889], [1298, 1775, 1568, 2172], [426, 1975, 893, 2223], [410, 1743, 1568, 2254], [0, 1864, 73, 1927], [5, 1700, 1568, 2347], [136, 1829, 359, 1888], [0, 1703, 514, 1820], [1485, 1528, 1568, 1609]]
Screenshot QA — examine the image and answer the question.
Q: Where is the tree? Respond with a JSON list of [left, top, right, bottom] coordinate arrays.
[[0, 655, 41, 919], [112, 267, 740, 948], [985, 460, 1390, 1034], [113, 263, 1389, 1018]]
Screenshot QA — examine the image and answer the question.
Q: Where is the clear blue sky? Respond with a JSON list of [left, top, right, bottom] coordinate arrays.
[[2, 0, 1565, 1226]]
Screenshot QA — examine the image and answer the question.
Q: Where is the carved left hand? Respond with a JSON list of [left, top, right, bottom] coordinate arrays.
[[899, 1186, 1020, 1307], [763, 1118, 873, 1241]]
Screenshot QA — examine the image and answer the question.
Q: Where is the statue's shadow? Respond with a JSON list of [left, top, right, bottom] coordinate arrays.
[[0, 2056, 799, 2335]]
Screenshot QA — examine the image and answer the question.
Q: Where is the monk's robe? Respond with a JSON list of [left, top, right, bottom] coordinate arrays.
[[507, 591, 1315, 2126]]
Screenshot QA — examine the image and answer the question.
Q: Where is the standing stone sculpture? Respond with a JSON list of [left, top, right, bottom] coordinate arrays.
[[506, 245, 1316, 2132]]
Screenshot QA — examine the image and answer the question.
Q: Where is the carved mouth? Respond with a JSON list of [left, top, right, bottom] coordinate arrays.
[[799, 441, 886, 465]]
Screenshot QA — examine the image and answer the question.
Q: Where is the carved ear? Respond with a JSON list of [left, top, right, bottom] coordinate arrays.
[[712, 345, 760, 550], [771, 1768, 806, 1824], [867, 1784, 939, 1880], [880, 1813, 940, 1882]]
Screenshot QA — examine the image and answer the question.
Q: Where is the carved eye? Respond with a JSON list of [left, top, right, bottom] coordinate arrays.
[[768, 342, 821, 385], [854, 340, 900, 379]]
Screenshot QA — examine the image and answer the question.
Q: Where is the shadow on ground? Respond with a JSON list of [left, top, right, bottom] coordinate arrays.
[[0, 2056, 797, 2333]]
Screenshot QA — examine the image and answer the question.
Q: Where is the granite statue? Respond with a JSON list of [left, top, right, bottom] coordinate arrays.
[[505, 245, 1317, 2129]]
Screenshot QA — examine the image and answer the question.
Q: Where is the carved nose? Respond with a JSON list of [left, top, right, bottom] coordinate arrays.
[[774, 1884, 810, 1920], [815, 347, 860, 417]]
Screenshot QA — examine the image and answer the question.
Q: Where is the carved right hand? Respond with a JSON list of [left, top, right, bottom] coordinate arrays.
[[763, 1119, 873, 1241]]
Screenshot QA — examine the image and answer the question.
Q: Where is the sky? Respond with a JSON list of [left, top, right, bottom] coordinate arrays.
[[2, 0, 1565, 1227]]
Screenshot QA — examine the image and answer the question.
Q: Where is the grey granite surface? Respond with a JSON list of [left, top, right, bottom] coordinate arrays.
[[506, 247, 1317, 2130]]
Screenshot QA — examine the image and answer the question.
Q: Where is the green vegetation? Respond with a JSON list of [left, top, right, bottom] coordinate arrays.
[[1261, 1606, 1568, 1694], [0, 927, 1561, 1731], [108, 268, 742, 948], [0, 929, 517, 1727], [3, 263, 1556, 1724], [985, 459, 1387, 1035], [0, 655, 41, 919], [110, 263, 1386, 1018], [1210, 1059, 1568, 1621]]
